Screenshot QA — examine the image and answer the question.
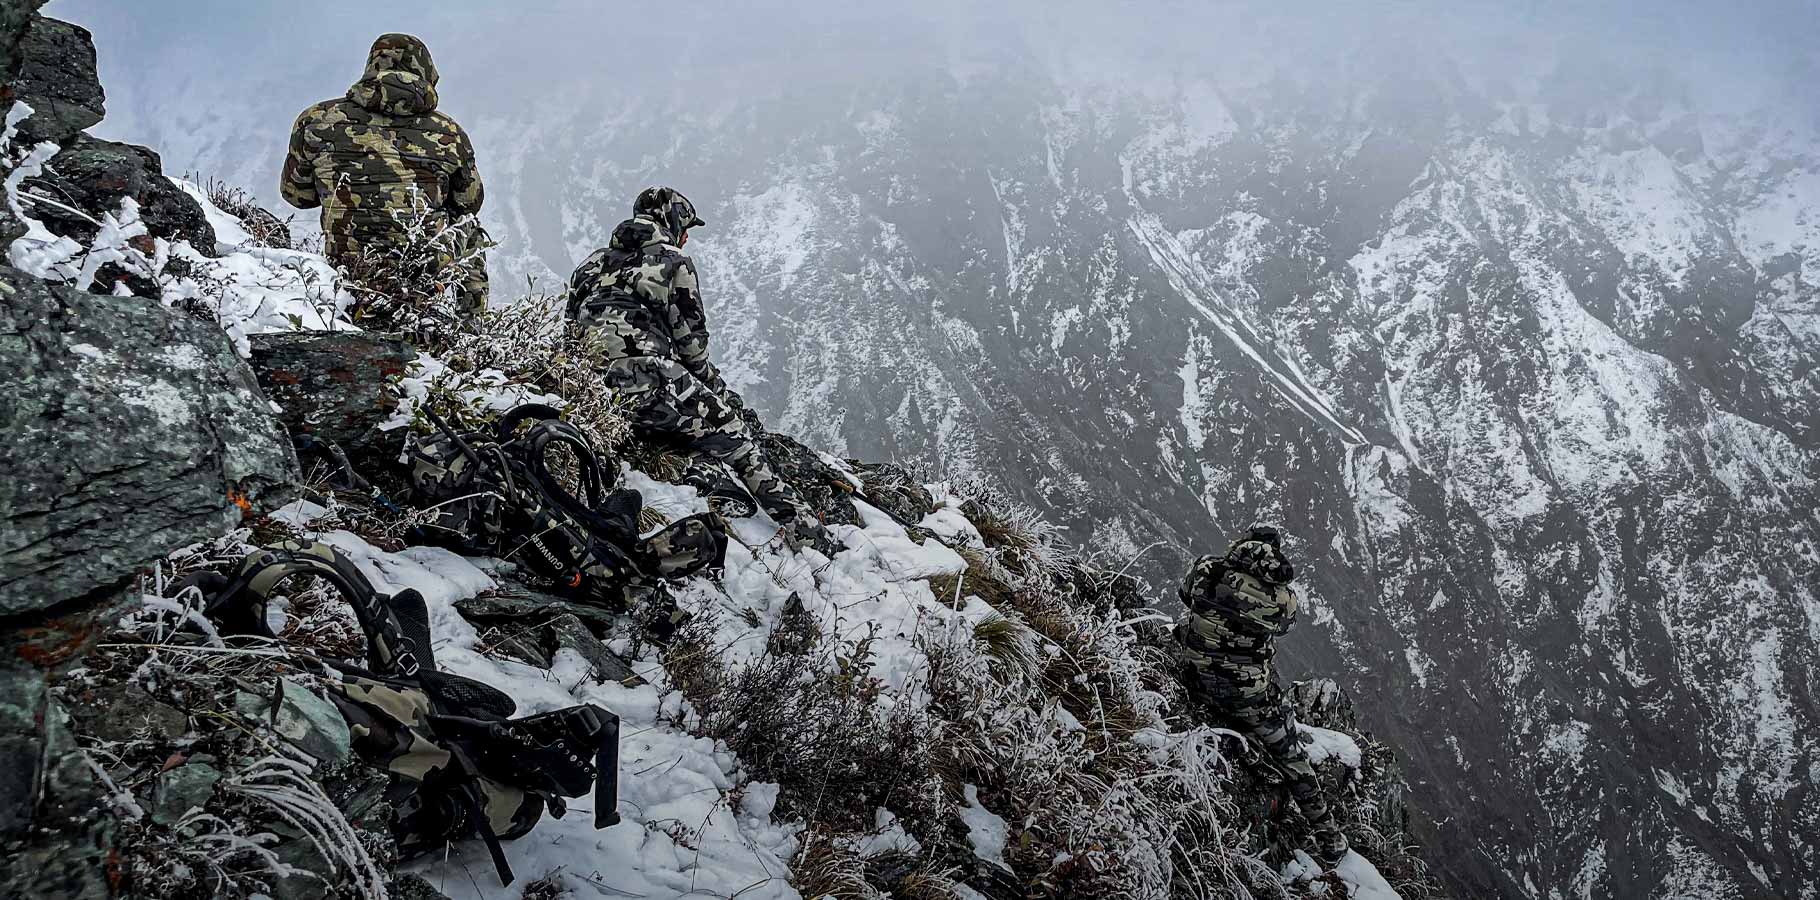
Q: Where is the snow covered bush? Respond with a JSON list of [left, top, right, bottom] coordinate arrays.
[[335, 192, 489, 340], [396, 287, 636, 456]]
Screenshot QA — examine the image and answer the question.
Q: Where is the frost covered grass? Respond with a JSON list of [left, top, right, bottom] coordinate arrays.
[[387, 288, 637, 456]]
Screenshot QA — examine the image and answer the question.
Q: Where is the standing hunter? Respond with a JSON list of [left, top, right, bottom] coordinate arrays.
[[1175, 526, 1351, 866], [281, 33, 489, 321], [565, 187, 835, 554]]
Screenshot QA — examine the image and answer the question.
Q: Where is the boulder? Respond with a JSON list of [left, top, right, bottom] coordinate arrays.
[[849, 461, 938, 525], [248, 330, 415, 465], [0, 264, 298, 617], [234, 678, 352, 767], [546, 613, 637, 684], [149, 762, 222, 826], [0, 674, 117, 900], [754, 427, 862, 527], [22, 134, 215, 254], [9, 14, 104, 147]]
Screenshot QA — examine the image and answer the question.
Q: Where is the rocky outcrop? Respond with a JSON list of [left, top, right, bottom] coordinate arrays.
[[9, 14, 102, 146], [6, 9, 212, 256], [248, 330, 416, 465], [22, 133, 215, 253], [0, 265, 298, 900]]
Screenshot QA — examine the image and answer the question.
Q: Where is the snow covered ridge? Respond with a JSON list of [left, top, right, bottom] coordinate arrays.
[[5, 107, 1432, 896], [142, 469, 1419, 900], [61, 180, 1426, 898]]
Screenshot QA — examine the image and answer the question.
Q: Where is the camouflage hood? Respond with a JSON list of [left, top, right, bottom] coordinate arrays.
[[608, 215, 675, 251], [348, 33, 440, 116]]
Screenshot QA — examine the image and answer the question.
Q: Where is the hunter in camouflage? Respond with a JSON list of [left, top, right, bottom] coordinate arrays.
[[566, 187, 834, 553], [1174, 527, 1350, 864], [281, 33, 488, 317]]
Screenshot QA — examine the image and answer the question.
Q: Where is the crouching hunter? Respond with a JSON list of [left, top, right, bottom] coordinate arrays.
[[1173, 526, 1349, 865], [564, 187, 834, 554]]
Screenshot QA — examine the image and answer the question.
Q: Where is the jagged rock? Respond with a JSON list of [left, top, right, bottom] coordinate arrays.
[[62, 681, 187, 744], [456, 589, 618, 634], [21, 134, 215, 255], [545, 612, 636, 684], [149, 762, 221, 826], [233, 677, 351, 767], [0, 265, 298, 616], [0, 685, 117, 900], [849, 461, 937, 525], [753, 426, 862, 527], [248, 330, 415, 467], [10, 14, 104, 147]]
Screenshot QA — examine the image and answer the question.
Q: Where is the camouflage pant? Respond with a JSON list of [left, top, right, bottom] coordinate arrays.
[[606, 356, 809, 524], [1185, 658, 1348, 860]]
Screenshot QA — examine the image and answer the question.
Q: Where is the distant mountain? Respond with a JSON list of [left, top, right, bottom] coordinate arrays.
[[94, 22, 1820, 898]]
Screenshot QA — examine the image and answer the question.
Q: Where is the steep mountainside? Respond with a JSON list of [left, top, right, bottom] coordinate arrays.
[[83, 18, 1820, 899]]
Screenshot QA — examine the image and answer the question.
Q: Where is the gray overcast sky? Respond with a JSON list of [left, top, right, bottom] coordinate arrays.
[[41, 0, 1818, 223]]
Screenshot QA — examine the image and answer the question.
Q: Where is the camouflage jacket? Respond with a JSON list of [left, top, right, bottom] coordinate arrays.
[[565, 215, 724, 391], [280, 34, 482, 258], [1176, 538, 1301, 669]]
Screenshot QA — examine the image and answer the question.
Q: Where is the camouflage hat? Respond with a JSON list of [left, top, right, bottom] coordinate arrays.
[[365, 33, 439, 84], [350, 33, 441, 115], [634, 186, 706, 237]]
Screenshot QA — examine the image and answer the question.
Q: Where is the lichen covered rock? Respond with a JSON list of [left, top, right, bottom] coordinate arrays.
[[248, 330, 415, 464], [0, 265, 298, 615], [9, 13, 104, 146]]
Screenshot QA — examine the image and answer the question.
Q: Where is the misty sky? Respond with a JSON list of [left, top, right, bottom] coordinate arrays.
[[41, 0, 1818, 276], [53, 0, 1817, 113]]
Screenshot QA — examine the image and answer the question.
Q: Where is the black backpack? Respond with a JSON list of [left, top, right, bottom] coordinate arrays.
[[183, 540, 620, 887], [409, 403, 726, 599]]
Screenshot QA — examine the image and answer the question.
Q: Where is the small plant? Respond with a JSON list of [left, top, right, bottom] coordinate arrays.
[[201, 176, 296, 249], [336, 184, 491, 342]]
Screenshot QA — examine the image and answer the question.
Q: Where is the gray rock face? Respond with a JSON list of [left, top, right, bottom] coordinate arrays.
[[0, 1, 49, 248], [0, 265, 298, 615], [9, 14, 103, 147], [0, 686, 117, 900], [248, 330, 415, 465], [23, 133, 215, 255]]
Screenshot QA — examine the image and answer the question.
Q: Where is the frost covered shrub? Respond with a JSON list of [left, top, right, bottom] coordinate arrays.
[[201, 176, 299, 250], [399, 287, 636, 458], [688, 627, 949, 837], [336, 192, 489, 340], [909, 485, 1280, 900]]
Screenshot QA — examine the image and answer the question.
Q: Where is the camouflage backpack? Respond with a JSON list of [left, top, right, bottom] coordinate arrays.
[[185, 541, 621, 887], [409, 403, 727, 598]]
